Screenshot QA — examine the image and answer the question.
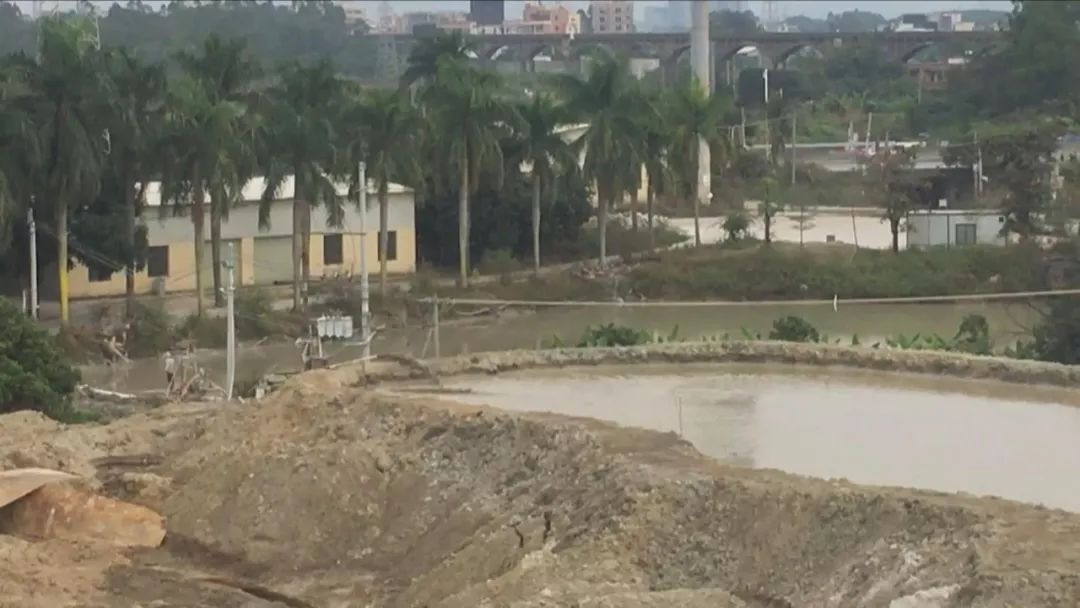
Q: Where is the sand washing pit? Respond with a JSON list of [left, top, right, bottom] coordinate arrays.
[[2, 344, 1080, 606]]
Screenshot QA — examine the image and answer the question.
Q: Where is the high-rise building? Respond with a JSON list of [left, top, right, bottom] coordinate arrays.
[[590, 0, 635, 33], [470, 0, 505, 26], [508, 2, 573, 35], [668, 0, 691, 30]]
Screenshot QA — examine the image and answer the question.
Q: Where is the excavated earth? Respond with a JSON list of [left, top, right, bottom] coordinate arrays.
[[2, 344, 1080, 607]]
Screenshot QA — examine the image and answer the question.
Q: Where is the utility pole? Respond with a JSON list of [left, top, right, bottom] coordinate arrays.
[[690, 0, 711, 247], [790, 112, 797, 185], [224, 242, 236, 400], [358, 162, 371, 360], [864, 112, 873, 151], [973, 129, 983, 198], [27, 207, 38, 320]]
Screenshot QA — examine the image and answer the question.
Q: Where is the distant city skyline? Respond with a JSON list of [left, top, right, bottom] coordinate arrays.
[[11, 0, 1013, 21]]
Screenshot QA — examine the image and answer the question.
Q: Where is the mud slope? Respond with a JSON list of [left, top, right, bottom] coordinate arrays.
[[3, 362, 1080, 607], [121, 376, 1079, 607]]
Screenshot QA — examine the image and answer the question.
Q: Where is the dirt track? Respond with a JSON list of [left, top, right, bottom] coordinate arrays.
[[3, 347, 1080, 606]]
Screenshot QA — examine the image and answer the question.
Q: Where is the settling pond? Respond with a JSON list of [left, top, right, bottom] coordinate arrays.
[[441, 364, 1080, 512]]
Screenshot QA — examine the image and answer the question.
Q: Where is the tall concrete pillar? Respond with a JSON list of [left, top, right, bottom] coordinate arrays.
[[690, 0, 712, 224]]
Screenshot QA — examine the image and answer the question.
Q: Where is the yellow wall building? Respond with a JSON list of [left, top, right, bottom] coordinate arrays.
[[66, 176, 416, 299]]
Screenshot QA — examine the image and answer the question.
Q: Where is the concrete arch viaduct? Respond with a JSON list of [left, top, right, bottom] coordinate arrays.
[[374, 30, 1002, 86]]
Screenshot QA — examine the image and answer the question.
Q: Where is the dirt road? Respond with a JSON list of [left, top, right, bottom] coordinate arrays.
[[2, 357, 1080, 606]]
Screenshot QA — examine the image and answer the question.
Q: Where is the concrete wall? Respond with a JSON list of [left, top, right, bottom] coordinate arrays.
[[66, 191, 416, 299], [906, 212, 1006, 248]]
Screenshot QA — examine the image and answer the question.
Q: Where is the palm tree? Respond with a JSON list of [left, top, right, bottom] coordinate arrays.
[[513, 92, 576, 274], [0, 63, 35, 246], [175, 35, 261, 307], [666, 76, 723, 247], [401, 30, 476, 88], [15, 16, 108, 325], [101, 48, 165, 316], [553, 49, 644, 267], [638, 93, 674, 252], [158, 74, 244, 318], [422, 57, 510, 287], [356, 88, 421, 295], [257, 60, 344, 311]]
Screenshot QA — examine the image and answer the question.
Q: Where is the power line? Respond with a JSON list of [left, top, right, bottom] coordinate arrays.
[[418, 288, 1080, 309]]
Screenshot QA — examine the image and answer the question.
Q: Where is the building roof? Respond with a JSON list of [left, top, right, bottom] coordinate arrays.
[[140, 176, 412, 208], [909, 208, 1004, 216]]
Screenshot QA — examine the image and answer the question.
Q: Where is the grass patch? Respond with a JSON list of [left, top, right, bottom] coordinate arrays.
[[628, 242, 1049, 301]]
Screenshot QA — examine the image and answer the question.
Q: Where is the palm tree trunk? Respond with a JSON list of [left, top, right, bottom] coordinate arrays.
[[692, 146, 702, 247], [532, 172, 541, 275], [630, 187, 639, 234], [291, 173, 302, 311], [379, 180, 389, 296], [647, 182, 656, 252], [210, 187, 224, 308], [599, 192, 609, 269], [458, 154, 469, 288], [123, 175, 137, 317], [57, 200, 69, 326], [301, 197, 311, 309], [891, 219, 900, 254], [695, 194, 704, 246], [192, 167, 206, 318]]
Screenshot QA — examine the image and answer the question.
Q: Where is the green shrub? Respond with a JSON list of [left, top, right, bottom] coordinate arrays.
[[176, 314, 227, 348], [1032, 297, 1080, 364], [0, 298, 84, 422], [722, 213, 752, 242], [768, 315, 821, 343], [478, 248, 522, 285], [126, 300, 174, 358], [953, 313, 992, 355], [235, 289, 277, 338], [577, 323, 652, 347]]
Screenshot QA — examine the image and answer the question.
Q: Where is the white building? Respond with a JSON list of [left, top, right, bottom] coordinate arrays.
[[906, 209, 1007, 249], [65, 177, 417, 299]]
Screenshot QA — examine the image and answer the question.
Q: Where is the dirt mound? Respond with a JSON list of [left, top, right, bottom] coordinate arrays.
[[147, 381, 1080, 606], [4, 371, 1080, 606]]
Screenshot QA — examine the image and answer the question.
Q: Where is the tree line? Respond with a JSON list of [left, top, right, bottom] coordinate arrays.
[[0, 15, 742, 324], [1, 1, 1077, 327]]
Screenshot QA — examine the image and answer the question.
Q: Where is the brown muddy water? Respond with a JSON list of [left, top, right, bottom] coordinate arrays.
[[83, 301, 1039, 393], [441, 364, 1080, 512]]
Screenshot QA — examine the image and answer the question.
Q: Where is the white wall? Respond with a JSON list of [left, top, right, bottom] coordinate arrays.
[[906, 212, 1007, 248], [143, 191, 416, 246]]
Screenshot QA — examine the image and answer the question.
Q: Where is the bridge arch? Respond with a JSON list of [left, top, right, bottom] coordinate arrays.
[[774, 43, 827, 68], [569, 42, 613, 61], [482, 44, 513, 61], [526, 43, 558, 61]]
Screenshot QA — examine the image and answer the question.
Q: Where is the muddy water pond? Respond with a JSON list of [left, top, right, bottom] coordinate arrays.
[[443, 364, 1080, 512], [82, 301, 1037, 394]]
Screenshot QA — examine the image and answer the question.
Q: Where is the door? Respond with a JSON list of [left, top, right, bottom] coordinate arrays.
[[253, 236, 293, 285]]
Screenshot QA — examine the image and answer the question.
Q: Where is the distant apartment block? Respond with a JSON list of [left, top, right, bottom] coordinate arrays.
[[590, 0, 635, 33], [506, 2, 574, 35], [470, 0, 505, 26]]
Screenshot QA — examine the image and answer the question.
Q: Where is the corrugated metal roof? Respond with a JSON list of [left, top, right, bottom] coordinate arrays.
[[140, 176, 412, 207]]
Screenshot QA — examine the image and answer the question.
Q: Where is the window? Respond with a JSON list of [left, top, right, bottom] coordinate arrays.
[[955, 223, 976, 246], [88, 263, 113, 283], [323, 234, 343, 265], [147, 246, 169, 278], [378, 231, 398, 262]]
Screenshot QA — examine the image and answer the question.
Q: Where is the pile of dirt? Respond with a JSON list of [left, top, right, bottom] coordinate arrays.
[[3, 367, 1080, 606]]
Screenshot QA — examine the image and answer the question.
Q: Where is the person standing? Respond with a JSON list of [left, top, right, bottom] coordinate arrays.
[[163, 351, 177, 394]]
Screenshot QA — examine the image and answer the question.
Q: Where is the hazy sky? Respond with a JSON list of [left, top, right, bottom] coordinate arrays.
[[11, 0, 1014, 21]]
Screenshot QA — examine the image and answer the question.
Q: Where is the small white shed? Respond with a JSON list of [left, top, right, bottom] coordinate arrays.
[[906, 209, 1007, 249]]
